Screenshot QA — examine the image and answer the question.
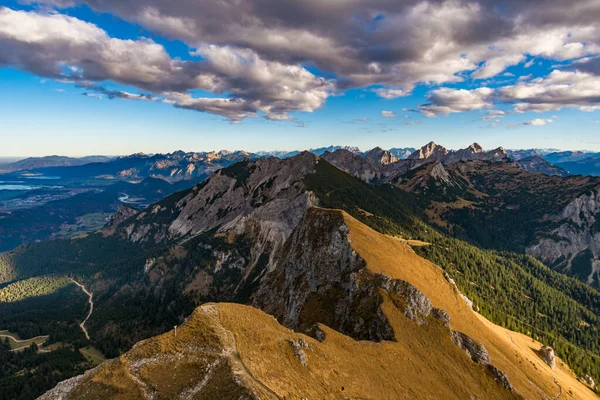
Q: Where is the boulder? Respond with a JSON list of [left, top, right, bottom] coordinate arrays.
[[539, 346, 556, 369], [580, 373, 595, 389]]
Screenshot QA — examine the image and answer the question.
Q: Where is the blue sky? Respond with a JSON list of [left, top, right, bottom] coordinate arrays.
[[1, 1, 599, 156]]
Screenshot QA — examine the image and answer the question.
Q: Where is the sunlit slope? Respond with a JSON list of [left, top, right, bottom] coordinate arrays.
[[40, 208, 596, 399], [343, 210, 596, 399], [42, 301, 517, 400]]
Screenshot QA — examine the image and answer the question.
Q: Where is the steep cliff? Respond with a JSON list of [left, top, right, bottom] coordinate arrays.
[[528, 187, 600, 286]]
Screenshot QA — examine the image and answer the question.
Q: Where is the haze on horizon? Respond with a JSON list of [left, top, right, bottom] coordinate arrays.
[[1, 0, 599, 156]]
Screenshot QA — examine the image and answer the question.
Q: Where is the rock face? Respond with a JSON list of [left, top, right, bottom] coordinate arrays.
[[408, 141, 449, 162], [539, 346, 556, 369], [364, 147, 400, 165], [430, 162, 452, 185], [516, 155, 570, 177], [252, 208, 395, 341], [105, 203, 139, 228], [321, 149, 385, 183], [527, 187, 600, 286], [121, 153, 319, 266], [253, 208, 448, 341]]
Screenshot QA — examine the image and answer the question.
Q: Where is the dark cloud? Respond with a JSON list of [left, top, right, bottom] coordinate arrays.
[[4, 0, 600, 120]]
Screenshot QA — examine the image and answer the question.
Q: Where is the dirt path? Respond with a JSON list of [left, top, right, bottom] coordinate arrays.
[[0, 331, 49, 352], [71, 278, 93, 340], [0, 333, 48, 343]]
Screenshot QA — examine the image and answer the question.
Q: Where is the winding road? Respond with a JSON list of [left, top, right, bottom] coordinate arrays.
[[71, 278, 93, 340]]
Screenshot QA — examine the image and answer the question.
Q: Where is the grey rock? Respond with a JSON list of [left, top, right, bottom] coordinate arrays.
[[581, 373, 595, 388], [539, 346, 556, 369], [488, 365, 514, 392], [289, 339, 308, 367], [450, 331, 491, 365]]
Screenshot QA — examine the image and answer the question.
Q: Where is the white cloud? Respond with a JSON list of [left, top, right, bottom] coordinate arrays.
[[0, 7, 333, 122], [381, 111, 397, 118], [523, 118, 554, 126], [419, 87, 495, 117], [499, 70, 600, 113], [374, 88, 410, 99]]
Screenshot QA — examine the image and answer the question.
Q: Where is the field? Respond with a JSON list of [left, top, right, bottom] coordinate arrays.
[[54, 212, 112, 238], [79, 346, 106, 365]]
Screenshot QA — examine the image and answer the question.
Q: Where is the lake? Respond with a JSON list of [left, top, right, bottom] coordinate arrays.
[[0, 181, 62, 191]]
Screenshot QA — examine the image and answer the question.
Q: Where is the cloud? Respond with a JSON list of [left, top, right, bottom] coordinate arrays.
[[0, 7, 333, 122], [344, 118, 369, 124], [82, 92, 103, 99], [375, 88, 410, 99], [2, 0, 600, 120], [421, 68, 600, 117], [522, 118, 554, 126], [381, 111, 397, 118], [419, 87, 495, 117], [480, 109, 506, 121], [499, 70, 600, 113]]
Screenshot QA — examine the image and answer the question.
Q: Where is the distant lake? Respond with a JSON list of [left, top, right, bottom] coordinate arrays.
[[0, 184, 37, 191], [0, 181, 62, 191], [24, 176, 61, 180]]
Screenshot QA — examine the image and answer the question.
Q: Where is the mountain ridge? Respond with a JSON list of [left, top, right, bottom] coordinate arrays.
[[39, 208, 597, 399]]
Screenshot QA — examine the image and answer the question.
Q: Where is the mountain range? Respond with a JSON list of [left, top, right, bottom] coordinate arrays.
[[3, 145, 600, 184], [1, 144, 600, 399]]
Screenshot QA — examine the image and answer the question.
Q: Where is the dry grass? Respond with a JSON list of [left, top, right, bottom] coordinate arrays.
[[220, 302, 517, 400], [341, 210, 597, 400], [52, 208, 597, 400]]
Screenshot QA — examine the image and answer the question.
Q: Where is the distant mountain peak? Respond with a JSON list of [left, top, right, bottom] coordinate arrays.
[[468, 142, 485, 153], [408, 142, 448, 160], [365, 147, 399, 165]]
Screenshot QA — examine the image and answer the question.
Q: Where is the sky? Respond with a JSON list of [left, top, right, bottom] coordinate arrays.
[[0, 0, 599, 156]]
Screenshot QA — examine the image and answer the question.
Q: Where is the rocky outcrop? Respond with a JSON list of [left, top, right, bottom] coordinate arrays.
[[539, 346, 556, 369], [288, 339, 308, 367], [581, 373, 595, 389], [451, 331, 491, 365], [430, 162, 453, 185], [252, 208, 394, 341], [105, 203, 139, 228], [527, 187, 600, 286], [252, 208, 454, 341]]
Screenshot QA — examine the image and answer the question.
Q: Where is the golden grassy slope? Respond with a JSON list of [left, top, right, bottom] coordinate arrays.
[[42, 208, 596, 400], [342, 210, 597, 400]]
